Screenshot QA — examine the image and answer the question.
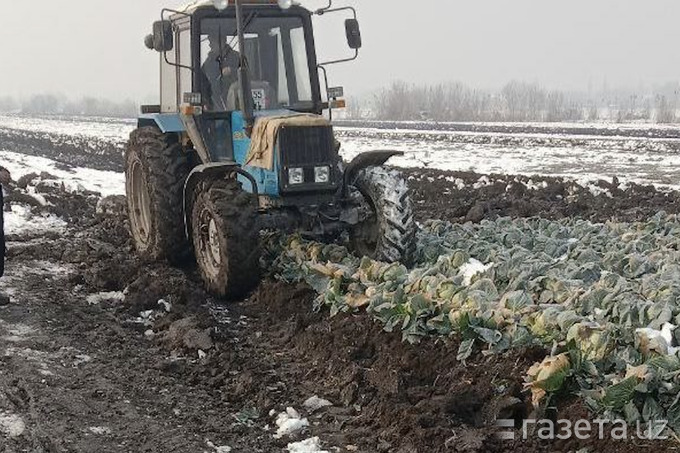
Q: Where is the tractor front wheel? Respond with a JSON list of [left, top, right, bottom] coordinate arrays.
[[125, 127, 190, 263], [191, 177, 261, 299], [350, 167, 417, 264]]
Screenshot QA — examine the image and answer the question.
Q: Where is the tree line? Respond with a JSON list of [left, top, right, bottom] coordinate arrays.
[[0, 94, 138, 118], [2, 82, 680, 123], [345, 81, 680, 124]]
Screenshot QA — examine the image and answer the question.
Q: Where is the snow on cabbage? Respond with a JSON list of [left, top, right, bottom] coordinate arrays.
[[271, 213, 680, 430]]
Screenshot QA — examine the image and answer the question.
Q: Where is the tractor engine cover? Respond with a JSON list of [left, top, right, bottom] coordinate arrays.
[[277, 124, 339, 193]]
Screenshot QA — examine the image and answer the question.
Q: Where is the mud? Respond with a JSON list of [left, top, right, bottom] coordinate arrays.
[[1, 167, 678, 451], [405, 167, 680, 224], [335, 119, 680, 139], [0, 126, 124, 172], [2, 136, 680, 451]]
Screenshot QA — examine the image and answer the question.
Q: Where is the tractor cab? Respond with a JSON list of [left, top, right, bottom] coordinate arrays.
[[146, 1, 323, 162]]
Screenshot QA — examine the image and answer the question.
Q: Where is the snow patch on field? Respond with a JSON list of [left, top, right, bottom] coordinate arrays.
[[302, 396, 333, 413], [206, 440, 232, 453], [274, 407, 309, 439], [0, 412, 26, 438], [4, 204, 66, 236], [89, 426, 112, 435], [0, 114, 133, 142], [0, 150, 125, 196], [460, 259, 493, 286], [86, 292, 125, 306], [0, 320, 36, 343], [337, 128, 680, 190], [287, 437, 329, 453]]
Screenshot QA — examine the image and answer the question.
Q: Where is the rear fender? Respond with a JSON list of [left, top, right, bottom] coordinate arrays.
[[138, 113, 185, 133], [182, 163, 259, 238], [343, 150, 404, 194]]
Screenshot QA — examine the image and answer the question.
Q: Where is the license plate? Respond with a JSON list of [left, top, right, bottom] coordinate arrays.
[[252, 89, 266, 111]]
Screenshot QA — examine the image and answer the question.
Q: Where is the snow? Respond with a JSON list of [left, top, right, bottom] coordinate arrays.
[[86, 292, 126, 306], [303, 396, 333, 413], [89, 426, 112, 435], [0, 150, 125, 196], [636, 323, 680, 356], [2, 114, 680, 195], [0, 114, 133, 142], [335, 127, 680, 190], [287, 437, 329, 453], [274, 407, 309, 439], [158, 299, 172, 313], [4, 204, 66, 236], [206, 440, 232, 453], [0, 412, 26, 438], [460, 259, 493, 286]]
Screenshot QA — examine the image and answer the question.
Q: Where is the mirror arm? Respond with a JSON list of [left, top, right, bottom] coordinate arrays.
[[159, 8, 195, 73], [314, 1, 332, 15], [318, 48, 358, 68], [317, 6, 357, 19], [315, 6, 360, 65]]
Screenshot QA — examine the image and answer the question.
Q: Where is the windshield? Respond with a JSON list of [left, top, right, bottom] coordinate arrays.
[[200, 16, 313, 112]]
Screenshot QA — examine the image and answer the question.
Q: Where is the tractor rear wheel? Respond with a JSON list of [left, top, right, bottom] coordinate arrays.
[[190, 177, 261, 299], [350, 167, 417, 264], [125, 127, 191, 263]]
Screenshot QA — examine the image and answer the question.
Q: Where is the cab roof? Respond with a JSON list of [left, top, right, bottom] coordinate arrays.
[[177, 0, 300, 15]]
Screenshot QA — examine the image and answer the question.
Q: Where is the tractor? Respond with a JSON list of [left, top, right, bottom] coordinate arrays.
[[126, 0, 416, 298]]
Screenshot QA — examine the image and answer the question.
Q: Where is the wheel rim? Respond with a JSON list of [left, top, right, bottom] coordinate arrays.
[[197, 208, 223, 279], [129, 159, 152, 246], [352, 188, 380, 258]]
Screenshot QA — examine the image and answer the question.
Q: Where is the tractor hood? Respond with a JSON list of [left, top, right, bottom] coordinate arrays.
[[245, 113, 330, 171]]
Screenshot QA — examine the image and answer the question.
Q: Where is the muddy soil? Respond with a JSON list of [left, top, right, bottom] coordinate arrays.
[[405, 167, 680, 224], [0, 126, 124, 172], [335, 119, 680, 139], [2, 157, 680, 452]]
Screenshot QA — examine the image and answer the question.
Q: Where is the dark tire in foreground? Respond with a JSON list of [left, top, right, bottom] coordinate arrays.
[[125, 127, 191, 263], [190, 177, 261, 299], [350, 166, 417, 264]]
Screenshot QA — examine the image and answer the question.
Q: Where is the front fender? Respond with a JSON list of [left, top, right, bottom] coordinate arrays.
[[343, 150, 404, 193], [182, 163, 259, 238]]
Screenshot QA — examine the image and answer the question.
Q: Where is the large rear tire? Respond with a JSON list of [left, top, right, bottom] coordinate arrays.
[[125, 127, 191, 263], [350, 167, 417, 264], [191, 177, 261, 299]]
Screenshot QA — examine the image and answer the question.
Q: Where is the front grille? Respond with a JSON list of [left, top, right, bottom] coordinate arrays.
[[279, 125, 335, 167], [278, 125, 339, 193]]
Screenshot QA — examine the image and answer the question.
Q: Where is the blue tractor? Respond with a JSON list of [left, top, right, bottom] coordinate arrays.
[[126, 0, 416, 298]]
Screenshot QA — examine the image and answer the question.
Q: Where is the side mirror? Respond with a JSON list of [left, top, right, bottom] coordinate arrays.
[[151, 20, 174, 52], [345, 19, 362, 50]]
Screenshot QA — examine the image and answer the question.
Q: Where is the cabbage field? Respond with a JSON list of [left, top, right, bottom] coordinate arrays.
[[273, 213, 680, 432]]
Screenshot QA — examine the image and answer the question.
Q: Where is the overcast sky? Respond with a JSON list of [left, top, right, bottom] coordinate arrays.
[[1, 0, 680, 102]]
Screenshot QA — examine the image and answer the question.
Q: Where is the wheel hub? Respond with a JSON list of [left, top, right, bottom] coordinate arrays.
[[198, 208, 223, 279], [208, 218, 222, 266], [129, 160, 152, 246]]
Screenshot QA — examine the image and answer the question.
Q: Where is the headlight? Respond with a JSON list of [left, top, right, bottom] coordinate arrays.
[[289, 167, 304, 185], [314, 166, 330, 183]]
